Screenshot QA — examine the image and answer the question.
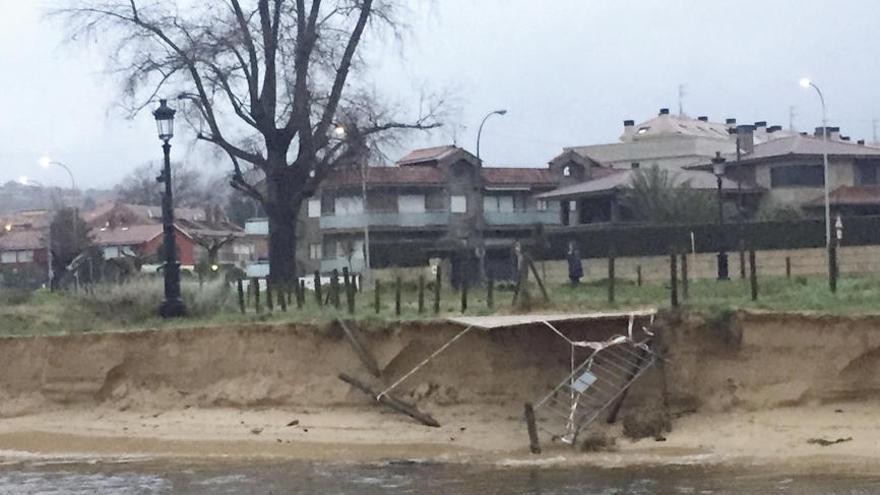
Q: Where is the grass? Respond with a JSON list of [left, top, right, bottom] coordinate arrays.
[[1, 272, 879, 337]]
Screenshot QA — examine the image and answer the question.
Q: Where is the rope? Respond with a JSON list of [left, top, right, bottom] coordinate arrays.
[[376, 325, 474, 400]]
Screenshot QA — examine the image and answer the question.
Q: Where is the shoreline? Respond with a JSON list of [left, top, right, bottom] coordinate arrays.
[[1, 401, 879, 475]]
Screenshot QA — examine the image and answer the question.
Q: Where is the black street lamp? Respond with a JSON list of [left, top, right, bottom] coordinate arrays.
[[153, 99, 186, 318], [712, 151, 729, 280]]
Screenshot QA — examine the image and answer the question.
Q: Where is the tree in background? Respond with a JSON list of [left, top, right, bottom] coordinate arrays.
[[48, 207, 93, 285], [57, 1, 445, 286], [116, 162, 215, 207], [621, 166, 717, 224]]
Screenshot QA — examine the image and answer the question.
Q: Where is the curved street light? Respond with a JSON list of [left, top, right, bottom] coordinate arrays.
[[38, 157, 77, 191], [476, 109, 508, 160], [799, 78, 831, 248]]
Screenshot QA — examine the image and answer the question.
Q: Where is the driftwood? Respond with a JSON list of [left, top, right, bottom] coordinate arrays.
[[338, 373, 440, 428], [337, 319, 383, 379]]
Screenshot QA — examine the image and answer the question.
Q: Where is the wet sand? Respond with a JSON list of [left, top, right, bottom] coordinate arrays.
[[1, 401, 879, 474]]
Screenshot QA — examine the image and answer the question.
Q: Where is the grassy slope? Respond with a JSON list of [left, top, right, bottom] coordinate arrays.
[[1, 273, 878, 337]]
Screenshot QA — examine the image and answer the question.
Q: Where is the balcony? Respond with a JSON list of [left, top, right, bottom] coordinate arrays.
[[320, 211, 450, 230], [483, 210, 561, 226]]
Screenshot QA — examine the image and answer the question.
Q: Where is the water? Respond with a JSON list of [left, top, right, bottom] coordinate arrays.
[[0, 459, 878, 494]]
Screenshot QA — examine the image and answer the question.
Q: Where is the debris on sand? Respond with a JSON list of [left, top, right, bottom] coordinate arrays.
[[286, 419, 300, 427], [807, 437, 852, 446], [622, 410, 672, 441]]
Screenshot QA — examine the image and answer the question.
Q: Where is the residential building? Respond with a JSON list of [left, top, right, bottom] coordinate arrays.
[[248, 145, 573, 284], [689, 126, 880, 216], [562, 108, 794, 171]]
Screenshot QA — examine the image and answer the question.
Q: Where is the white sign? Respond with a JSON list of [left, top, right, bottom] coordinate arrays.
[[572, 370, 597, 393]]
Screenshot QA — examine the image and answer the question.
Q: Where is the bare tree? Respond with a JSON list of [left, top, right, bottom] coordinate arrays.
[[116, 161, 213, 207], [56, 0, 443, 284]]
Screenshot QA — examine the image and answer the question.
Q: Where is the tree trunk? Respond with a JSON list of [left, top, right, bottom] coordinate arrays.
[[266, 173, 301, 286]]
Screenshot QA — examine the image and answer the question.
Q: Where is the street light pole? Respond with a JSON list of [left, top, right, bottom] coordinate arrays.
[[712, 152, 729, 280], [153, 99, 186, 318], [476, 109, 508, 160]]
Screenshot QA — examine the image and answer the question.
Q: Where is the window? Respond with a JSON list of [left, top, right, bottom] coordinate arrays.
[[336, 239, 364, 259], [397, 194, 426, 213], [103, 246, 120, 259], [563, 166, 571, 177], [334, 196, 364, 216], [537, 200, 548, 211], [0, 252, 16, 264], [483, 195, 514, 213], [307, 199, 321, 218], [450, 195, 467, 213], [309, 243, 322, 260], [857, 162, 880, 185], [770, 165, 824, 188], [569, 200, 577, 211], [17, 250, 33, 263]]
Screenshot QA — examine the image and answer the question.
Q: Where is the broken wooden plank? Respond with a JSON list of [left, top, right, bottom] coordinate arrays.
[[338, 373, 440, 428], [524, 402, 541, 454], [337, 319, 383, 379]]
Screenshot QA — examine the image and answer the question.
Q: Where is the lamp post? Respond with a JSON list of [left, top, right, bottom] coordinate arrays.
[[712, 152, 729, 280], [800, 78, 832, 248], [38, 157, 77, 191], [153, 99, 186, 318], [476, 109, 507, 160], [19, 177, 54, 288]]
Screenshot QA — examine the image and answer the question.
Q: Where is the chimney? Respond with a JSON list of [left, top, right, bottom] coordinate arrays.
[[767, 125, 782, 133], [659, 108, 670, 116], [630, 162, 640, 169], [858, 139, 866, 145], [841, 136, 851, 141], [815, 126, 840, 140], [725, 118, 737, 132], [697, 116, 709, 122], [754, 121, 768, 143], [736, 124, 755, 155], [623, 119, 635, 142]]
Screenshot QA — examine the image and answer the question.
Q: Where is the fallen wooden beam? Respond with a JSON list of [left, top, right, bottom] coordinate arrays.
[[524, 402, 541, 454], [338, 373, 441, 428], [337, 319, 383, 379]]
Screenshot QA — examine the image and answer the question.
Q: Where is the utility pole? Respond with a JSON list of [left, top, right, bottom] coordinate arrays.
[[789, 105, 796, 132]]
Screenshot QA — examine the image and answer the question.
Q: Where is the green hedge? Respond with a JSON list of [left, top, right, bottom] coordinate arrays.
[[545, 215, 880, 259]]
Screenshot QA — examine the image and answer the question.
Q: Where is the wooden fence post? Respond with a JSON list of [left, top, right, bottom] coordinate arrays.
[[343, 267, 354, 314], [636, 265, 642, 287], [331, 269, 341, 309], [785, 256, 792, 279], [680, 252, 689, 301], [739, 240, 747, 280], [829, 244, 838, 294], [252, 277, 262, 313], [461, 279, 468, 313], [395, 276, 402, 316], [374, 279, 381, 314], [487, 277, 494, 310], [749, 249, 758, 301], [266, 279, 274, 312], [524, 403, 541, 455], [278, 281, 287, 312], [669, 250, 679, 308], [433, 265, 442, 315], [297, 280, 305, 309], [607, 248, 616, 304], [237, 279, 245, 314], [417, 275, 425, 314], [314, 271, 323, 307]]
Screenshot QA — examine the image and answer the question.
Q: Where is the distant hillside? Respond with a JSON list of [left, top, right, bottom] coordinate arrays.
[[0, 181, 115, 215]]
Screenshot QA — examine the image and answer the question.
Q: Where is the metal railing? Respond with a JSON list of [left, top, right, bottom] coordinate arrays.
[[483, 210, 561, 226], [320, 211, 450, 229]]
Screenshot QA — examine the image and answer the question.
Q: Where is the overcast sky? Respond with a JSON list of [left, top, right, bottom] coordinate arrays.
[[2, 0, 879, 189]]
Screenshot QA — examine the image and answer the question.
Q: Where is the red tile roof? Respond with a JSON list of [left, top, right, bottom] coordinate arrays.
[[804, 186, 880, 207], [323, 166, 446, 187], [480, 167, 558, 186], [0, 229, 44, 251], [396, 145, 460, 166], [93, 224, 166, 246]]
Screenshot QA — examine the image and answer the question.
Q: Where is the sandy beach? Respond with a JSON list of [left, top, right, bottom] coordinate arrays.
[[1, 400, 879, 474]]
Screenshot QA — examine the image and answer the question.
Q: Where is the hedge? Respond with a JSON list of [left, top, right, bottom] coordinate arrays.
[[543, 215, 880, 259]]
